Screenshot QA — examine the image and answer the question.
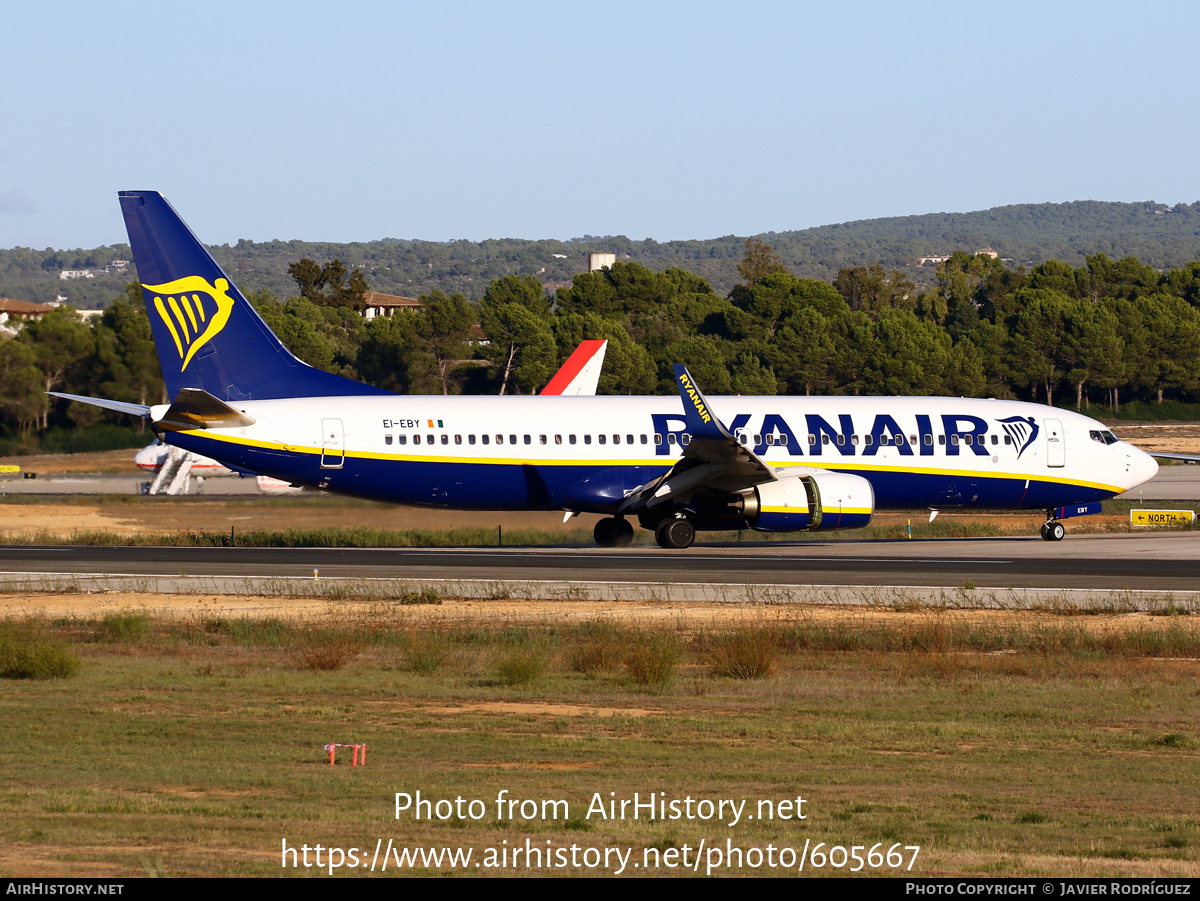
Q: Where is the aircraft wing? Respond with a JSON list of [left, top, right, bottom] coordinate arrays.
[[1149, 452, 1200, 463], [619, 364, 778, 512]]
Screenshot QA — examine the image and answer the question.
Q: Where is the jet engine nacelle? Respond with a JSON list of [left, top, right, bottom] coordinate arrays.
[[743, 470, 875, 532]]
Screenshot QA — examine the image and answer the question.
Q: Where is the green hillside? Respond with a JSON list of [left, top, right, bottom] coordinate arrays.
[[2, 200, 1199, 306]]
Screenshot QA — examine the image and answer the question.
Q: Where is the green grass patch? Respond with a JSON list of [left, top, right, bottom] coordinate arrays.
[[0, 621, 80, 679], [624, 629, 680, 690]]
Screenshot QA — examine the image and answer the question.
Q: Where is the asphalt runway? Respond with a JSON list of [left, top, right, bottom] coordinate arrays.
[[2, 532, 1197, 591]]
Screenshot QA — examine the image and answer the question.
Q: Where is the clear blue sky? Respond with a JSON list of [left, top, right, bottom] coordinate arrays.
[[3, 0, 1198, 249]]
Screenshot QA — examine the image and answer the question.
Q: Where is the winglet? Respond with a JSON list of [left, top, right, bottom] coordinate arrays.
[[672, 364, 732, 440]]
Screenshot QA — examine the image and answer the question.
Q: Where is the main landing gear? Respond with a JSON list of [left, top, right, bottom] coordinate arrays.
[[654, 516, 696, 550], [593, 516, 635, 548], [1040, 516, 1065, 542]]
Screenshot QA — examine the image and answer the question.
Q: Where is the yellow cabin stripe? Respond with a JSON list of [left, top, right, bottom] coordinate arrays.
[[184, 431, 1126, 496]]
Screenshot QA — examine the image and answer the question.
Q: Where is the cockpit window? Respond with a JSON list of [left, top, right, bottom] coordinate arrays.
[[1102, 430, 1119, 445], [1090, 430, 1121, 446]]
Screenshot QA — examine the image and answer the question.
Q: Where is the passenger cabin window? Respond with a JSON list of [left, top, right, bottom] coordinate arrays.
[[991, 435, 998, 445], [481, 434, 489, 445], [765, 434, 775, 446], [809, 434, 816, 446], [640, 435, 648, 445], [554, 435, 562, 445], [654, 434, 663, 445], [910, 435, 917, 445], [923, 435, 932, 446], [822, 435, 829, 445], [495, 434, 503, 444], [682, 434, 691, 446], [413, 434, 421, 445], [398, 435, 407, 445], [584, 435, 592, 445], [894, 434, 904, 447], [668, 434, 677, 445], [385, 435, 393, 445], [509, 434, 517, 445], [468, 435, 476, 445], [1003, 435, 1011, 445], [779, 434, 788, 446], [539, 435, 546, 445], [863, 434, 873, 446], [523, 434, 531, 445], [851, 435, 859, 445], [454, 434, 462, 445], [836, 435, 845, 446], [951, 435, 960, 446], [598, 434, 606, 445], [441, 434, 449, 445], [569, 435, 576, 445], [939, 435, 946, 445], [627, 434, 635, 445]]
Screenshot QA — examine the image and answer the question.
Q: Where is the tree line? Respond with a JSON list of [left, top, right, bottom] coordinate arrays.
[[3, 200, 1199, 306], [2, 244, 1199, 451]]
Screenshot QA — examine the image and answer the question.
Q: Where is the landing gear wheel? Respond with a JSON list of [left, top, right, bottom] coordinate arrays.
[[611, 517, 634, 547], [594, 517, 635, 548], [1041, 521, 1065, 541], [655, 517, 696, 550]]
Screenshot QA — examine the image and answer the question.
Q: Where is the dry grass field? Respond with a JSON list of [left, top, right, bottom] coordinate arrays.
[[0, 596, 1197, 878]]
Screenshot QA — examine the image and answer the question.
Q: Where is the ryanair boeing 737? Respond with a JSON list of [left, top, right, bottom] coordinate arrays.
[[54, 191, 1161, 549]]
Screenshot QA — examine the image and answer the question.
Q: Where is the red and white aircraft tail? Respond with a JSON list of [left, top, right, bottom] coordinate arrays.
[[539, 339, 607, 396]]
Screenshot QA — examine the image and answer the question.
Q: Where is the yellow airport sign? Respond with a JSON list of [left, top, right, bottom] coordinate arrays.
[[0, 465, 20, 474], [1130, 509, 1196, 527]]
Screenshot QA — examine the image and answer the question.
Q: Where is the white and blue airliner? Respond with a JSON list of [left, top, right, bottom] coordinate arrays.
[[55, 191, 1161, 549]]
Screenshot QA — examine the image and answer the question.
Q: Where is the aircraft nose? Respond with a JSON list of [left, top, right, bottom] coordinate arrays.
[[1126, 447, 1159, 490]]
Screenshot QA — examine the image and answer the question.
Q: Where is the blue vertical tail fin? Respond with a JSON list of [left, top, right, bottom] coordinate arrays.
[[119, 191, 388, 401]]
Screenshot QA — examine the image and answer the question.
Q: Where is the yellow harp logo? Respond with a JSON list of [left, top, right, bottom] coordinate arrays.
[[143, 276, 236, 371]]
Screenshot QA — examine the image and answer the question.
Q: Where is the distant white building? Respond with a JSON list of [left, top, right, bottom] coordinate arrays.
[[362, 291, 421, 319], [59, 269, 94, 280], [588, 252, 615, 272]]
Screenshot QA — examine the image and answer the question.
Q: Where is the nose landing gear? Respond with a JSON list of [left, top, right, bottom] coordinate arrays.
[[1040, 517, 1065, 541]]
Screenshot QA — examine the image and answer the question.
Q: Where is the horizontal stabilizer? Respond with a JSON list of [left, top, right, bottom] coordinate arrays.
[[152, 388, 257, 431], [48, 392, 152, 418]]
